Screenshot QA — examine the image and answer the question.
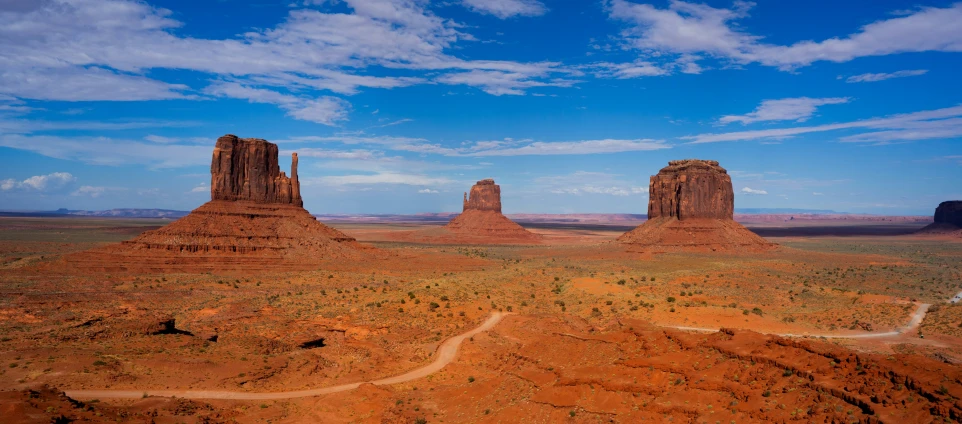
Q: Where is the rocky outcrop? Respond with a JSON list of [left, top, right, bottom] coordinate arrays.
[[64, 135, 362, 272], [211, 135, 302, 207], [648, 159, 733, 220], [935, 201, 962, 227], [619, 159, 775, 252], [441, 179, 539, 243], [463, 179, 502, 213]]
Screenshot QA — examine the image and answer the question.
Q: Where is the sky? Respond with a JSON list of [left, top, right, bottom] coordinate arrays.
[[1, 0, 960, 215]]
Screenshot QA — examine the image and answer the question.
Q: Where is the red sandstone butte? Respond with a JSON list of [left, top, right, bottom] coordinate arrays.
[[619, 159, 775, 252], [62, 135, 362, 272], [211, 135, 303, 207], [443, 179, 540, 243]]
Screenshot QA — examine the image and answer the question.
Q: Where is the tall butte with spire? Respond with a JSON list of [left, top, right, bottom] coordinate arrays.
[[65, 135, 361, 272], [618, 159, 775, 252], [442, 179, 540, 243]]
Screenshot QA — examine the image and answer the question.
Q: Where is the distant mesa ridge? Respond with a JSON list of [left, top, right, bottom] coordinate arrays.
[[619, 159, 776, 252]]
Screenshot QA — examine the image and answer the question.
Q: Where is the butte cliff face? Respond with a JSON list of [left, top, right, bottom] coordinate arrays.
[[648, 160, 733, 220], [917, 201, 962, 236], [463, 179, 502, 213], [442, 179, 539, 243], [211, 135, 303, 207], [619, 159, 774, 252], [935, 201, 962, 227], [65, 135, 361, 272]]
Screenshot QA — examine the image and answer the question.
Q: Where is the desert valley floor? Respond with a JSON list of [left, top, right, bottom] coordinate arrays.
[[2, 216, 962, 423]]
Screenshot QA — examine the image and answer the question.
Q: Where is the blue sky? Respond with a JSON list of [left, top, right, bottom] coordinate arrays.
[[1, 0, 960, 215]]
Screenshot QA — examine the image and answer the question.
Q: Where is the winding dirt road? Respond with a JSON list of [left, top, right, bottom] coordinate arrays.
[[65, 311, 506, 401], [664, 301, 932, 340]]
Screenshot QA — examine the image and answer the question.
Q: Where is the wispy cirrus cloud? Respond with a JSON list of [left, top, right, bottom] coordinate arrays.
[[740, 187, 768, 195], [606, 1, 962, 73], [719, 97, 850, 125], [845, 69, 928, 83], [686, 104, 962, 144], [283, 135, 671, 157], [536, 171, 649, 197], [461, 0, 547, 19]]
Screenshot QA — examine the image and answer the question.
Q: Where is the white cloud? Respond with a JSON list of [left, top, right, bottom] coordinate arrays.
[[460, 138, 670, 156], [740, 187, 767, 195], [846, 69, 928, 83], [189, 184, 209, 193], [537, 171, 648, 197], [686, 104, 962, 144], [0, 172, 76, 192], [71, 185, 125, 198], [306, 172, 453, 186], [284, 135, 671, 157], [587, 60, 669, 79], [0, 0, 573, 117], [0, 134, 211, 168], [205, 82, 350, 126], [291, 148, 379, 160], [812, 192, 824, 196], [461, 0, 547, 18], [436, 69, 576, 96], [418, 188, 439, 194], [607, 1, 962, 72], [719, 97, 850, 125]]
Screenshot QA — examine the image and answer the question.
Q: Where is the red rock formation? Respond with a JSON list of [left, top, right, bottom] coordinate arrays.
[[63, 135, 362, 272], [619, 159, 775, 252], [441, 179, 539, 243], [648, 159, 733, 220], [211, 135, 302, 207], [463, 179, 502, 212]]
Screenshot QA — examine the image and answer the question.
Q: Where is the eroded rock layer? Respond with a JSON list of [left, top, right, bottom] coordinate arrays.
[[62, 135, 361, 272], [442, 179, 539, 243], [620, 159, 774, 252]]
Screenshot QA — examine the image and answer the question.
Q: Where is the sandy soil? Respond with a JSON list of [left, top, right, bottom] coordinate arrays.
[[2, 217, 962, 423]]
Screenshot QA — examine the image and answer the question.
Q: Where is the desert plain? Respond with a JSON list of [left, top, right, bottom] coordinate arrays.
[[2, 210, 962, 423]]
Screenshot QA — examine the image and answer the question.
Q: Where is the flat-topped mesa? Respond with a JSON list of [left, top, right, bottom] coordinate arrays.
[[934, 201, 962, 227], [463, 179, 502, 213], [211, 134, 303, 207], [648, 159, 733, 221]]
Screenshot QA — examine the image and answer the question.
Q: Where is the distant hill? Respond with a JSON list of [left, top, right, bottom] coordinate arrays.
[[0, 208, 189, 218], [734, 208, 841, 214]]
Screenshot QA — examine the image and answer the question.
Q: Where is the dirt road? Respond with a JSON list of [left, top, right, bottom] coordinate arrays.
[[65, 311, 507, 401]]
